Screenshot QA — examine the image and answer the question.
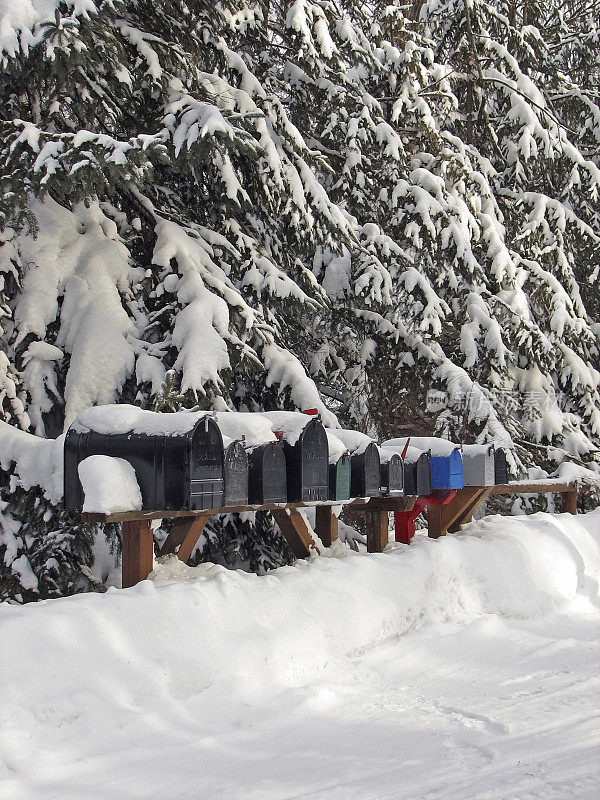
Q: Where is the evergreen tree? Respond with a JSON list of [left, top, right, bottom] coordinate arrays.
[[0, 0, 598, 601]]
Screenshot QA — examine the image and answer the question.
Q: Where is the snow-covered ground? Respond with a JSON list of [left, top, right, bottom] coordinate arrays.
[[1, 510, 599, 800]]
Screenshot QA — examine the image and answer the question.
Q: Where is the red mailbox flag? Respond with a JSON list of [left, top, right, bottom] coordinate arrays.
[[302, 408, 318, 415], [401, 437, 411, 460]]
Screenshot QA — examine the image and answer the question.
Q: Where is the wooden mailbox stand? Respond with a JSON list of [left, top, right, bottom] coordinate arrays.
[[83, 495, 417, 588], [83, 482, 582, 589]]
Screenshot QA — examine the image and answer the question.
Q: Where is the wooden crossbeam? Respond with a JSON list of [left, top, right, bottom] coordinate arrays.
[[489, 481, 576, 495], [82, 499, 363, 524], [271, 508, 317, 559], [351, 496, 417, 514]]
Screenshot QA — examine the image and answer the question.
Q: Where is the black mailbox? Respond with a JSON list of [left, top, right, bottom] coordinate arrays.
[[64, 412, 225, 512], [494, 447, 508, 484], [403, 450, 431, 495], [223, 440, 249, 506], [350, 442, 381, 498], [380, 451, 403, 496], [283, 418, 329, 502], [247, 442, 287, 504], [329, 454, 351, 501]]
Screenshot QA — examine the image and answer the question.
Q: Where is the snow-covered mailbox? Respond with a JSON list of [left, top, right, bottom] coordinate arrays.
[[214, 412, 286, 505], [382, 441, 431, 496], [64, 406, 225, 512], [379, 449, 404, 496], [247, 443, 287, 504], [494, 447, 509, 485], [461, 444, 496, 487], [332, 430, 381, 498], [386, 438, 462, 491], [326, 431, 351, 501], [262, 412, 329, 502]]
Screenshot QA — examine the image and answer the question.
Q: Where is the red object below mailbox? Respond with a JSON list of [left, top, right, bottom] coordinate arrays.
[[394, 490, 457, 544]]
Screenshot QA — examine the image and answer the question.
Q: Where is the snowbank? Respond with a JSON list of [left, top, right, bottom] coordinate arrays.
[[2, 511, 598, 680], [1, 510, 599, 799]]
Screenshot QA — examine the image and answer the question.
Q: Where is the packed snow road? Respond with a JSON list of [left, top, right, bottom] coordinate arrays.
[[1, 511, 599, 800]]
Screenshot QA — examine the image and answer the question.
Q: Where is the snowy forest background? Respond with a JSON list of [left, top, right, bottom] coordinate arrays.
[[0, 0, 598, 602]]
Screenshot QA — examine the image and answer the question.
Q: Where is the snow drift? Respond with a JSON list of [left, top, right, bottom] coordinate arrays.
[[2, 511, 599, 800]]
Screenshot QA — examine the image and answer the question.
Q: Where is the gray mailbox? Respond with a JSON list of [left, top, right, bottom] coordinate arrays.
[[461, 444, 496, 487]]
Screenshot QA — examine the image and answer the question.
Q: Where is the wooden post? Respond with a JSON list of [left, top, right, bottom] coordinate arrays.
[[159, 516, 208, 562], [427, 503, 445, 539], [122, 519, 154, 588], [365, 510, 388, 553], [272, 508, 316, 558], [564, 489, 578, 515], [315, 505, 338, 547]]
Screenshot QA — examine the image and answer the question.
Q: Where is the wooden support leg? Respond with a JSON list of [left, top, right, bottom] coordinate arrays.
[[315, 505, 338, 547], [446, 488, 492, 533], [122, 520, 154, 588], [564, 489, 578, 515], [365, 510, 389, 553], [159, 516, 208, 562], [272, 508, 316, 559]]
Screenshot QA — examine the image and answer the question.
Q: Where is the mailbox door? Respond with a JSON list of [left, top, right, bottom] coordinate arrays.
[[383, 453, 403, 496], [299, 419, 329, 502], [223, 441, 249, 506], [351, 443, 381, 497], [260, 443, 287, 504], [329, 456, 351, 501], [190, 418, 224, 510], [64, 429, 86, 512], [364, 443, 381, 496], [402, 461, 417, 495], [485, 450, 496, 485], [495, 448, 508, 484], [416, 454, 432, 495], [449, 450, 463, 489]]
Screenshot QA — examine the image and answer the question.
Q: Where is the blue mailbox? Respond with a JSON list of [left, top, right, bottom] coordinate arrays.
[[430, 447, 463, 489]]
